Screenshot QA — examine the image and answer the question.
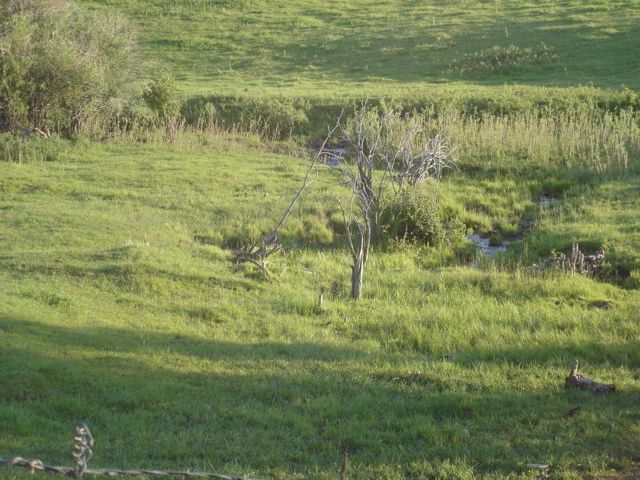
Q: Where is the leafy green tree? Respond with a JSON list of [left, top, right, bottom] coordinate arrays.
[[142, 70, 180, 122], [0, 0, 138, 134]]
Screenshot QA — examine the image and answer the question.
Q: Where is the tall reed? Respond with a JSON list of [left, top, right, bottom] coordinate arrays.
[[431, 108, 640, 177], [68, 100, 640, 180]]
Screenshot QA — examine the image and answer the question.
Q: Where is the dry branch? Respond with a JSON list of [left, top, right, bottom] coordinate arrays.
[[565, 360, 615, 393], [235, 120, 341, 275], [340, 453, 349, 480], [529, 244, 605, 276]]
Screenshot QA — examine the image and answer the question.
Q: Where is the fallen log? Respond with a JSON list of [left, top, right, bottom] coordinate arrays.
[[565, 360, 615, 393]]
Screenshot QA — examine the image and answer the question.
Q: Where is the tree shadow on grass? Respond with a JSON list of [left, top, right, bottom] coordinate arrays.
[[1, 316, 639, 478]]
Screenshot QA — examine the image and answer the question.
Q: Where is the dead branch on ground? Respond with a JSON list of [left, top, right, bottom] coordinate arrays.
[[235, 120, 341, 276], [527, 243, 605, 276], [565, 360, 615, 393]]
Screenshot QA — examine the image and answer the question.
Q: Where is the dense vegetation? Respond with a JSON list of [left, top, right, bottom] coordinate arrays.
[[1, 1, 639, 479], [0, 0, 137, 134]]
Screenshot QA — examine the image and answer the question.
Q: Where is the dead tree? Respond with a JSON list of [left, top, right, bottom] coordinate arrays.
[[236, 122, 340, 276], [327, 104, 456, 299], [329, 107, 383, 299]]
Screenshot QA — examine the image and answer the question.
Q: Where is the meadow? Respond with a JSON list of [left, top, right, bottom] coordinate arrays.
[[81, 0, 640, 96], [2, 0, 640, 479]]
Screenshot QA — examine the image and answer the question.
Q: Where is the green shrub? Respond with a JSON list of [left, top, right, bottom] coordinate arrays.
[[0, 0, 138, 134], [379, 189, 446, 247], [257, 99, 309, 139], [143, 71, 181, 122]]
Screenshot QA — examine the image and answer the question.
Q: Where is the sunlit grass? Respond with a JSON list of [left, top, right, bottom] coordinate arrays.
[[2, 0, 640, 476], [79, 0, 640, 97], [1, 137, 639, 479]]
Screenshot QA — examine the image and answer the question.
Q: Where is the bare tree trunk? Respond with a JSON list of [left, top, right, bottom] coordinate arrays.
[[350, 256, 365, 300]]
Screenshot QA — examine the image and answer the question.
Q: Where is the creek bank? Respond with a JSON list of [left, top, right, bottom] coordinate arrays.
[[466, 195, 562, 261], [466, 234, 517, 259]]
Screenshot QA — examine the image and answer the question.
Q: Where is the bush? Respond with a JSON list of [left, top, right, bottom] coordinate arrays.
[[256, 99, 309, 139], [0, 0, 138, 134], [143, 71, 180, 122], [379, 188, 447, 247]]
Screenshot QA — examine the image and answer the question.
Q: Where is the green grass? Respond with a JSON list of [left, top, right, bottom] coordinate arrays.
[[1, 136, 639, 479], [2, 0, 640, 478], [79, 0, 640, 97]]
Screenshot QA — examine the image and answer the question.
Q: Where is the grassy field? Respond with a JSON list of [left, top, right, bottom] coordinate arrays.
[[2, 0, 640, 479], [78, 0, 640, 97], [1, 130, 639, 479]]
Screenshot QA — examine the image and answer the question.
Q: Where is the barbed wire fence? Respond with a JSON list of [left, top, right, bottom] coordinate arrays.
[[0, 423, 261, 479], [0, 421, 555, 479]]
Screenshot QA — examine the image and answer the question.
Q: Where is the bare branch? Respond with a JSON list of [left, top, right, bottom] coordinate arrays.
[[237, 118, 342, 275], [336, 197, 356, 258], [244, 257, 273, 279]]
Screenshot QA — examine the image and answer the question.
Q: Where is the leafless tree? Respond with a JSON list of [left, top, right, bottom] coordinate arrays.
[[235, 105, 455, 299], [327, 104, 456, 299]]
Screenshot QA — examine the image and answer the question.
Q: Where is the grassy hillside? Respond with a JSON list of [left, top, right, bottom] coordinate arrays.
[[1, 131, 639, 479], [2, 1, 640, 479], [80, 0, 640, 96]]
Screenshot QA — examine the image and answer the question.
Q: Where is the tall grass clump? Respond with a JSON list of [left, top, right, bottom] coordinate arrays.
[[69, 85, 640, 170], [433, 107, 640, 179], [447, 43, 559, 77], [182, 96, 312, 141], [0, 133, 68, 163], [165, 93, 640, 181]]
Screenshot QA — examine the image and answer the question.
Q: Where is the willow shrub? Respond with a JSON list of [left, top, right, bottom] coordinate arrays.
[[378, 188, 468, 250], [0, 0, 138, 134]]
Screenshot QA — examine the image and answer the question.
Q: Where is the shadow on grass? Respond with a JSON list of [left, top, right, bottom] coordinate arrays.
[[262, 6, 640, 90], [1, 316, 638, 478]]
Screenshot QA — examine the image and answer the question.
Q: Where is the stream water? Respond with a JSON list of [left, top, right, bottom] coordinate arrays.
[[466, 197, 557, 260], [318, 148, 345, 166], [467, 234, 513, 259]]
